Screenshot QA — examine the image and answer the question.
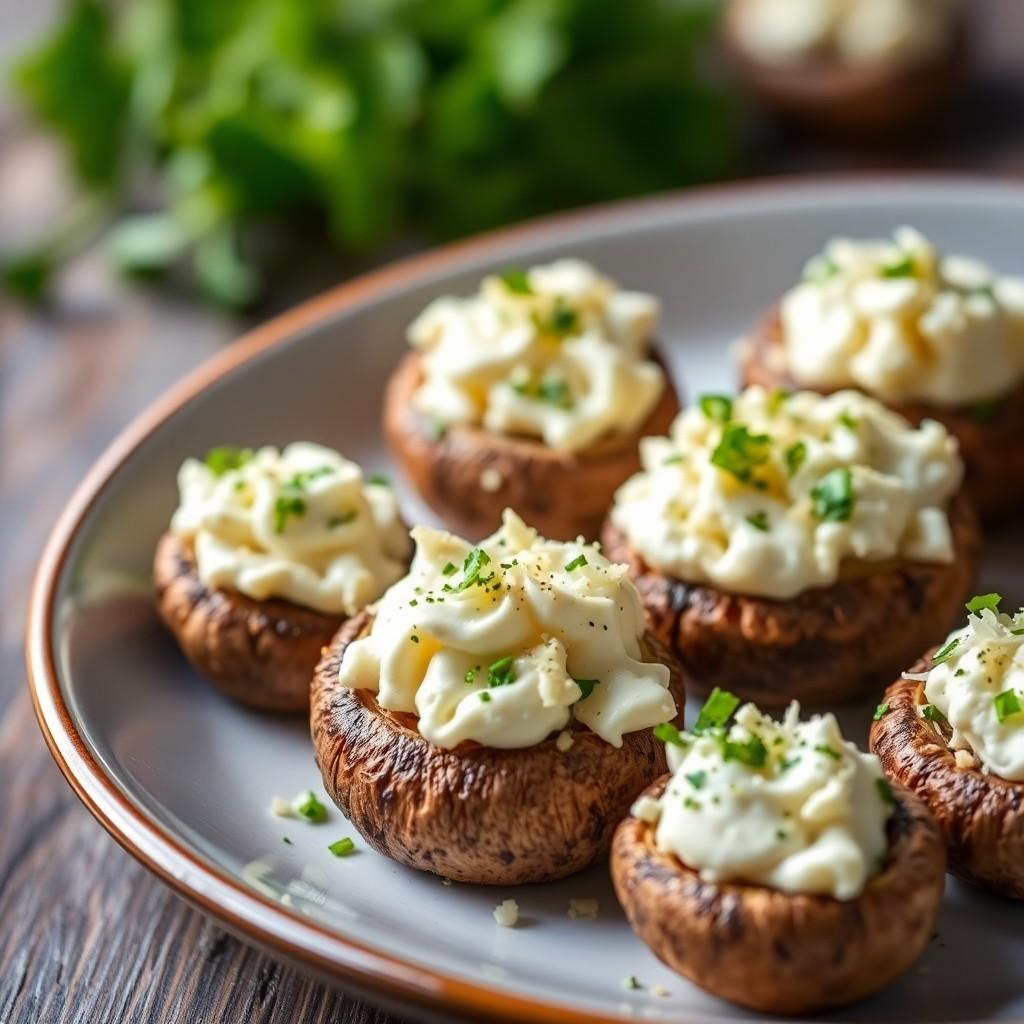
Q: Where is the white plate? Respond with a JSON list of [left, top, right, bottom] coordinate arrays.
[[27, 177, 1024, 1024]]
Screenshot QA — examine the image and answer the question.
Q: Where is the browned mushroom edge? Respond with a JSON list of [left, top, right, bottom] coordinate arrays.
[[611, 775, 946, 1015], [740, 306, 1024, 522], [154, 531, 343, 713], [310, 610, 686, 885], [382, 347, 681, 543], [870, 664, 1024, 900], [600, 490, 980, 708]]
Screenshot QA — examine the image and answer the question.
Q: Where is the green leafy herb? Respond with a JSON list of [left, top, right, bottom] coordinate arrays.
[[328, 511, 358, 528], [479, 691, 491, 703], [444, 548, 492, 592], [811, 468, 854, 522], [814, 744, 840, 760], [685, 770, 707, 790], [653, 722, 687, 748], [565, 554, 588, 572], [966, 593, 1001, 615], [284, 465, 334, 491], [920, 704, 948, 726], [442, 562, 458, 577], [500, 267, 533, 294], [873, 703, 891, 721], [542, 299, 579, 335], [710, 424, 771, 485], [876, 778, 896, 805], [745, 511, 769, 532], [767, 388, 791, 414], [699, 394, 733, 424], [328, 837, 356, 857], [487, 655, 515, 688], [779, 755, 801, 772], [366, 473, 390, 487], [274, 495, 307, 534], [881, 255, 915, 278], [292, 791, 327, 824], [784, 441, 807, 477], [204, 446, 254, 477], [838, 410, 858, 431], [694, 687, 740, 733], [994, 689, 1022, 724], [723, 734, 768, 768], [933, 637, 961, 664], [574, 678, 599, 700]]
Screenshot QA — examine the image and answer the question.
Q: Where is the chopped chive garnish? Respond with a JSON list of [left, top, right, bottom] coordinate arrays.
[[933, 636, 961, 664], [574, 678, 599, 700], [442, 562, 458, 576], [994, 689, 1022, 724], [274, 495, 307, 534], [699, 394, 733, 424], [328, 510, 358, 528], [479, 691, 491, 703], [966, 593, 1001, 615], [767, 388, 791, 414], [487, 655, 515, 688], [693, 687, 740, 734], [779, 755, 800, 772], [838, 410, 858, 431], [873, 703, 891, 721], [653, 722, 687, 748], [204, 445, 255, 477], [685, 770, 707, 790], [565, 554, 588, 572], [745, 511, 770, 532], [285, 465, 334, 491], [710, 424, 771, 484], [723, 734, 768, 768], [544, 299, 579, 335], [784, 440, 807, 477], [443, 548, 492, 592], [881, 255, 915, 278], [366, 473, 390, 486], [500, 267, 533, 294], [814, 744, 840, 760], [292, 791, 327, 823], [920, 704, 948, 725], [328, 837, 356, 857], [811, 467, 854, 522], [684, 797, 702, 811], [876, 778, 896, 805]]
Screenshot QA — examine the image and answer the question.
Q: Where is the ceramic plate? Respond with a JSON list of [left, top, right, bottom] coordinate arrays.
[[27, 177, 1024, 1024]]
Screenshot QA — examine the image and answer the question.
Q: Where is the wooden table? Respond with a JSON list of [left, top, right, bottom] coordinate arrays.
[[1, 5, 1022, 1020]]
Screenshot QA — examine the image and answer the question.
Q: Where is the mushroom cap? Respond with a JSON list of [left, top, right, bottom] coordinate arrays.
[[310, 611, 686, 885], [870, 666, 1024, 899], [601, 492, 980, 706], [153, 531, 342, 712], [383, 348, 680, 542], [741, 306, 1024, 523], [611, 775, 946, 1015], [721, 2, 968, 137]]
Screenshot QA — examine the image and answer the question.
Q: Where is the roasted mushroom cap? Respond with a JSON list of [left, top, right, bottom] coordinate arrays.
[[871, 667, 1024, 900], [310, 611, 686, 885], [741, 307, 1024, 522], [722, 3, 967, 137], [601, 490, 980, 707], [383, 349, 680, 542], [612, 775, 946, 1015], [154, 531, 342, 712]]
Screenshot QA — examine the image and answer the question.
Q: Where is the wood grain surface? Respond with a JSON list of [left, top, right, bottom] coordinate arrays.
[[1, 4, 1022, 1021]]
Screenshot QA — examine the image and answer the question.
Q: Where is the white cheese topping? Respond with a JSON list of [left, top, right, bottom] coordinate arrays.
[[652, 700, 894, 900], [337, 509, 676, 750], [780, 227, 1024, 406], [923, 603, 1024, 782], [171, 443, 410, 616], [732, 0, 956, 67], [611, 386, 961, 600], [407, 259, 665, 453]]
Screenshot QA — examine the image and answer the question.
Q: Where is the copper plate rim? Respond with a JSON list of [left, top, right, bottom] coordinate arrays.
[[24, 172, 1024, 1024]]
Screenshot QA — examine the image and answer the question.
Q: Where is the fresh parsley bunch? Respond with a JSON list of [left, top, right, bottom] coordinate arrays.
[[6, 0, 736, 306]]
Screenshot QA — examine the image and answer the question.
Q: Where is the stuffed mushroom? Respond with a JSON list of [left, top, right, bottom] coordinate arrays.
[[871, 595, 1024, 899], [740, 227, 1024, 521], [155, 443, 411, 712], [603, 385, 980, 706], [310, 509, 684, 884], [612, 693, 946, 1015], [384, 259, 680, 541]]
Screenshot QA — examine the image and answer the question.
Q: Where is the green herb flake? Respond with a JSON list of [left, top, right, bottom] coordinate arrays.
[[699, 394, 733, 424], [966, 593, 1001, 615], [876, 778, 896, 805], [745, 511, 770, 532], [873, 703, 891, 721], [920, 704, 948, 725], [274, 495, 307, 534], [366, 473, 390, 487], [767, 388, 791, 415], [693, 687, 740, 734], [685, 770, 707, 790], [574, 678, 600, 700], [204, 446, 255, 477], [479, 691, 491, 703], [536, 377, 573, 409], [328, 837, 356, 857], [779, 756, 801, 772], [565, 554, 588, 572], [811, 467, 854, 522], [441, 562, 458, 577], [487, 655, 515, 688], [881, 255, 915, 278], [328, 510, 358, 528], [814, 744, 840, 760], [723, 734, 768, 768], [653, 722, 687, 748], [784, 440, 807, 477], [292, 791, 327, 824], [710, 424, 772, 485], [838, 410, 858, 431], [285, 465, 334, 491], [683, 796, 702, 811], [994, 689, 1022, 724], [545, 299, 579, 335], [933, 636, 961, 664], [500, 267, 533, 294], [410, 634, 420, 644], [444, 548, 492, 592]]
